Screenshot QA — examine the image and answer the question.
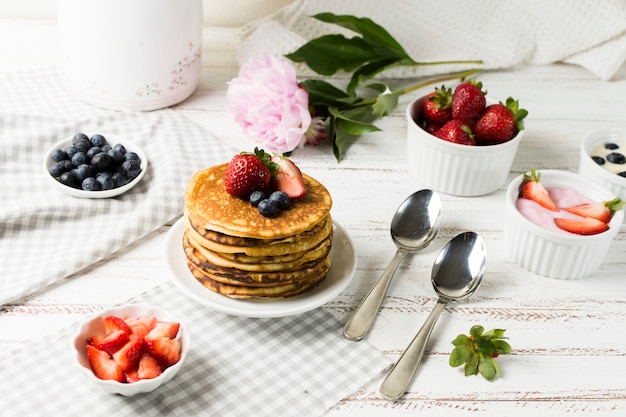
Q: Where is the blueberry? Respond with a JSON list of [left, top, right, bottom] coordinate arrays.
[[618, 171, 626, 178], [73, 164, 94, 182], [64, 146, 78, 159], [72, 132, 89, 146], [96, 172, 114, 190], [73, 138, 92, 153], [605, 143, 619, 150], [121, 159, 141, 179], [113, 143, 126, 155], [249, 190, 266, 207], [125, 151, 140, 162], [51, 148, 68, 162], [269, 191, 290, 209], [86, 146, 102, 159], [257, 199, 279, 217], [91, 152, 112, 172], [591, 156, 605, 165], [101, 144, 112, 152], [107, 149, 125, 165], [90, 134, 107, 148], [606, 152, 626, 165], [58, 171, 79, 188], [71, 151, 89, 167], [81, 177, 100, 191], [112, 172, 129, 188], [50, 161, 70, 177]]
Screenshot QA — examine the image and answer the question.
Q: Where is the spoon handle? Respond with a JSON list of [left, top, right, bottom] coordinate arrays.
[[343, 249, 407, 341], [379, 299, 448, 400]]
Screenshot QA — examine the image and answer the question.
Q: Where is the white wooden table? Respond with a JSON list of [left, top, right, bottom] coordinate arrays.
[[1, 20, 625, 416]]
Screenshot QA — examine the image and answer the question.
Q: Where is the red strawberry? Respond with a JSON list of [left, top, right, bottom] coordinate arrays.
[[125, 314, 158, 338], [554, 217, 609, 235], [224, 148, 277, 198], [137, 354, 163, 380], [146, 337, 181, 368], [562, 197, 624, 223], [94, 329, 130, 355], [435, 119, 475, 146], [474, 97, 528, 144], [104, 315, 132, 335], [518, 168, 559, 211], [422, 86, 452, 125], [86, 345, 125, 382], [451, 80, 486, 122], [270, 155, 307, 199], [145, 321, 180, 341], [113, 334, 145, 373]]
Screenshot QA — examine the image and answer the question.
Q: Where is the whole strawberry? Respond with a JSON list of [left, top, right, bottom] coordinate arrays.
[[224, 148, 277, 198], [422, 85, 452, 125], [451, 80, 486, 122], [435, 119, 475, 146], [474, 97, 528, 144]]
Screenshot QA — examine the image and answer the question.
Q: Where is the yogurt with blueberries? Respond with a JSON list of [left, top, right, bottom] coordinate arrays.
[[590, 140, 626, 177]]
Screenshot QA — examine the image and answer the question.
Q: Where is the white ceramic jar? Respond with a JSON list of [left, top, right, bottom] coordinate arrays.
[[57, 0, 203, 111]]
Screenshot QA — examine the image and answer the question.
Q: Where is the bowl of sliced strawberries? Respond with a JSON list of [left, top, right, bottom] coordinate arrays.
[[406, 80, 527, 196], [504, 168, 624, 279], [71, 304, 190, 396]]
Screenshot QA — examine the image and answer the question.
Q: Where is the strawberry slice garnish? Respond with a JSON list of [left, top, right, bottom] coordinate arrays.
[[270, 155, 307, 199], [146, 337, 181, 368], [519, 168, 559, 211], [104, 315, 132, 335], [86, 345, 125, 382], [112, 334, 145, 373], [94, 329, 130, 355], [137, 354, 163, 380], [562, 197, 624, 223], [125, 314, 158, 338], [554, 217, 609, 235], [145, 321, 180, 341]]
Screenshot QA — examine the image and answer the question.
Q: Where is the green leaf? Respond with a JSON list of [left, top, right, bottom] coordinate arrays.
[[371, 91, 400, 118], [449, 346, 470, 367], [470, 325, 484, 338], [493, 340, 512, 354], [451, 334, 470, 347], [482, 328, 506, 339], [475, 338, 496, 357], [478, 358, 497, 381], [464, 351, 479, 376]]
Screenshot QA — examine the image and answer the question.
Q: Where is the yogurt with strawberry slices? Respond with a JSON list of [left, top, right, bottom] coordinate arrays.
[[516, 187, 595, 235]]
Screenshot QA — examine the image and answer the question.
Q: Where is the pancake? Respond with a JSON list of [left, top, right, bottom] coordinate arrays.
[[184, 163, 332, 239]]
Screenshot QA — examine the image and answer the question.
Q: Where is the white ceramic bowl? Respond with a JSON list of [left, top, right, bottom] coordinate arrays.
[[44, 133, 147, 198], [578, 130, 626, 200], [504, 170, 623, 279], [406, 95, 523, 196], [71, 304, 190, 396]]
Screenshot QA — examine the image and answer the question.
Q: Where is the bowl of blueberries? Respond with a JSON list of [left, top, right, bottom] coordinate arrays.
[[44, 132, 147, 198], [578, 130, 626, 201]]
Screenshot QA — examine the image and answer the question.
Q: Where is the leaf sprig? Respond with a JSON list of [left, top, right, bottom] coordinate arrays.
[[285, 13, 483, 161], [449, 325, 512, 381]]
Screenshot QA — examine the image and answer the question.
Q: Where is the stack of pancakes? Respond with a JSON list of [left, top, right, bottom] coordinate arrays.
[[183, 163, 333, 299]]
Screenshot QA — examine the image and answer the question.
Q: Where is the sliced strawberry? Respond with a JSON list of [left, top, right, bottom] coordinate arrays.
[[554, 217, 609, 235], [125, 369, 141, 384], [125, 314, 158, 338], [86, 345, 125, 382], [271, 155, 307, 199], [137, 354, 163, 380], [112, 334, 145, 373], [519, 168, 559, 211], [104, 315, 132, 334], [145, 321, 180, 341], [146, 337, 181, 368], [562, 197, 624, 223], [94, 329, 130, 355]]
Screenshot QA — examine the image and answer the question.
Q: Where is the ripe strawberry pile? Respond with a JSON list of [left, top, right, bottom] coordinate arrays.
[[519, 168, 624, 235], [84, 314, 182, 383], [421, 80, 528, 146], [224, 148, 307, 217]]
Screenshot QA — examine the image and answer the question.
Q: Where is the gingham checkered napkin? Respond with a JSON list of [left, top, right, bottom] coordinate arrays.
[[3, 283, 391, 416], [0, 66, 234, 306]]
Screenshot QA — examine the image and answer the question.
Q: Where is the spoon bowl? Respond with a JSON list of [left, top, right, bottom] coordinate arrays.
[[343, 190, 442, 341], [380, 231, 486, 400]]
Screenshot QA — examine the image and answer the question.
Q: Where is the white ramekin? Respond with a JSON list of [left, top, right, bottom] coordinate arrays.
[[578, 130, 626, 200]]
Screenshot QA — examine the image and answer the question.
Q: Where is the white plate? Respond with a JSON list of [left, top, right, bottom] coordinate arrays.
[[44, 133, 147, 198], [163, 217, 357, 318]]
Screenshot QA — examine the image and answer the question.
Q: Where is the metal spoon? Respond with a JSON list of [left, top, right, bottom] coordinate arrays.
[[379, 231, 486, 401], [343, 189, 442, 341]]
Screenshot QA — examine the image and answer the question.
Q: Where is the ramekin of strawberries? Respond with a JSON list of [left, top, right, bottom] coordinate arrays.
[[406, 80, 528, 196]]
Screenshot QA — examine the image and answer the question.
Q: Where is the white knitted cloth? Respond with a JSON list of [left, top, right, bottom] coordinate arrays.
[[236, 0, 626, 80]]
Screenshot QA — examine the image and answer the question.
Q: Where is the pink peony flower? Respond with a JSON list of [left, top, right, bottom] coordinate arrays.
[[227, 53, 318, 154]]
